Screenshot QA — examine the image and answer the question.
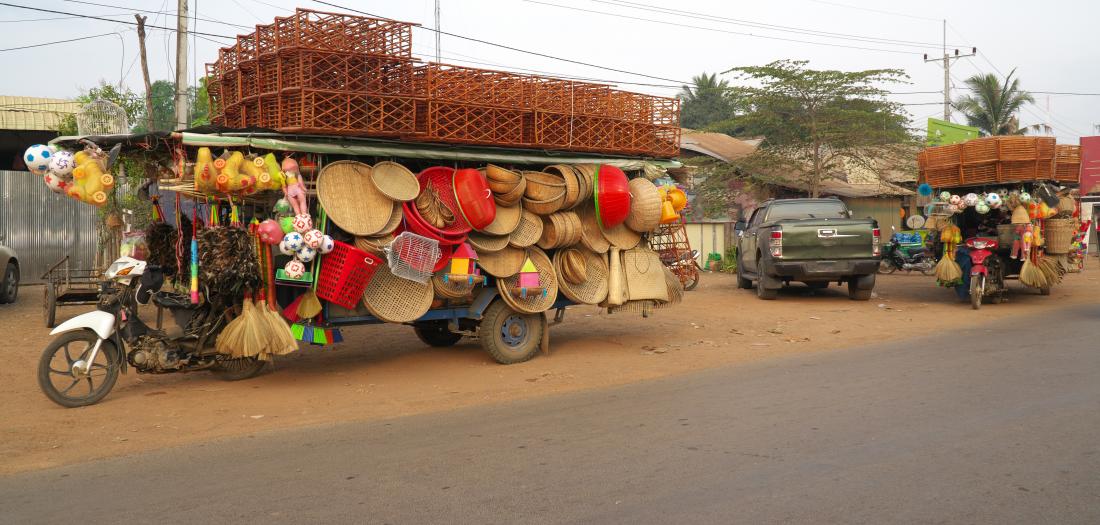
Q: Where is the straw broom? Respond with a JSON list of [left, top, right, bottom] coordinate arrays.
[[934, 246, 962, 286], [256, 295, 298, 357], [1019, 252, 1047, 289]]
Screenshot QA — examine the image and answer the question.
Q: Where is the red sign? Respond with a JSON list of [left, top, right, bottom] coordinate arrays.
[[1081, 136, 1100, 194]]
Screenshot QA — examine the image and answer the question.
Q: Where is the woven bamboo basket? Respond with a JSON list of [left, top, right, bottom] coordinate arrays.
[[1043, 219, 1075, 254]]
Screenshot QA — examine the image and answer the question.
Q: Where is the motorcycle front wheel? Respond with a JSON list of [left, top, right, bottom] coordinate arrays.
[[970, 274, 985, 310], [38, 330, 120, 408], [878, 259, 897, 274], [919, 261, 935, 276]]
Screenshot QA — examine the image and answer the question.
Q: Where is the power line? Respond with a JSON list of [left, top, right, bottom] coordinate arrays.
[[522, 0, 924, 55], [60, 0, 254, 30], [0, 32, 120, 52], [0, 2, 236, 40], [312, 0, 689, 84], [595, 0, 966, 49]]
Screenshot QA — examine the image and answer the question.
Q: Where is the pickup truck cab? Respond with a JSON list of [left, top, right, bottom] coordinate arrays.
[[735, 198, 880, 300]]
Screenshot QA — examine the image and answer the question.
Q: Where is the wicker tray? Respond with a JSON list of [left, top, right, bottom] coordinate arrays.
[[497, 247, 558, 314], [554, 248, 608, 305], [317, 160, 394, 235], [509, 210, 544, 248], [362, 264, 434, 323], [478, 245, 526, 277], [371, 161, 420, 202]]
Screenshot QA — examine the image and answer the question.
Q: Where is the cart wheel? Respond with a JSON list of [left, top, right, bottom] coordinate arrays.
[[682, 265, 700, 291], [479, 300, 544, 365], [414, 321, 463, 347], [44, 286, 57, 328]]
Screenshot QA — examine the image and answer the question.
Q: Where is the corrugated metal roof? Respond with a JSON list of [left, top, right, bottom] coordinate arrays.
[[0, 96, 81, 131]]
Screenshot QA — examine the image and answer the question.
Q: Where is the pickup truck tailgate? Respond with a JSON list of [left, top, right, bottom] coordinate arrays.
[[778, 219, 876, 260]]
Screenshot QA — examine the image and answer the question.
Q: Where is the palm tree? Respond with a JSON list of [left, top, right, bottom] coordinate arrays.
[[953, 69, 1034, 136], [678, 73, 735, 129]]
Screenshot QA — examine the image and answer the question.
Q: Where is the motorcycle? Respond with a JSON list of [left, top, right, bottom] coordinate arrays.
[[37, 257, 266, 408], [878, 229, 934, 275], [965, 236, 1007, 309]]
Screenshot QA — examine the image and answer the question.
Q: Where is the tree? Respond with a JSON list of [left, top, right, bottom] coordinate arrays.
[[953, 70, 1034, 136], [189, 76, 210, 127], [56, 81, 143, 135], [678, 72, 737, 130], [722, 60, 915, 198]]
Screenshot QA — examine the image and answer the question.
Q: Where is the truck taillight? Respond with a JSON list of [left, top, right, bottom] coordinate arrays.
[[872, 228, 881, 256], [770, 230, 783, 257]]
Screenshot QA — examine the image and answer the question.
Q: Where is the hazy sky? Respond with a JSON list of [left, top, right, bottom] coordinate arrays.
[[1, 0, 1096, 143]]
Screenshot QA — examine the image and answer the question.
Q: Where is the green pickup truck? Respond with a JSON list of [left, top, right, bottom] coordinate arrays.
[[735, 198, 880, 300]]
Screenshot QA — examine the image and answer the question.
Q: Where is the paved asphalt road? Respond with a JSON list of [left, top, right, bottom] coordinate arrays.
[[4, 304, 1099, 524]]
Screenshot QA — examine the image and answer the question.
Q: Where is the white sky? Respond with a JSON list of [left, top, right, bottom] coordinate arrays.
[[1, 0, 1097, 143]]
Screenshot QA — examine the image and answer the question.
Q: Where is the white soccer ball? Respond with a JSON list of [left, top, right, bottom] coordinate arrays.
[[283, 259, 306, 279], [48, 150, 76, 177], [964, 193, 980, 207], [292, 213, 313, 233], [319, 235, 335, 254], [42, 172, 68, 194], [24, 144, 53, 175], [282, 231, 304, 252], [303, 229, 324, 249], [297, 245, 317, 263], [985, 193, 1002, 209]]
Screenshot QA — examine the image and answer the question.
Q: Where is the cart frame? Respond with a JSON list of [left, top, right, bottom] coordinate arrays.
[[40, 256, 102, 328]]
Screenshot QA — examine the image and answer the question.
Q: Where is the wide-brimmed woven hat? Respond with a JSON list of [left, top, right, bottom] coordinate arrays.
[[478, 245, 527, 277], [362, 264, 434, 323], [318, 161, 395, 236], [625, 177, 662, 233], [354, 233, 395, 256], [509, 210, 544, 248], [554, 248, 608, 305], [370, 161, 419, 202], [497, 247, 559, 314]]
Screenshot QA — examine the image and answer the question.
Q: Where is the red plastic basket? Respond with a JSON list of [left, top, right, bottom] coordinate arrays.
[[316, 240, 382, 309]]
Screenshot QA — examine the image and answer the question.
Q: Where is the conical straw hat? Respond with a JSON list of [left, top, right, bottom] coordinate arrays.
[[625, 177, 662, 233], [1011, 205, 1030, 224]]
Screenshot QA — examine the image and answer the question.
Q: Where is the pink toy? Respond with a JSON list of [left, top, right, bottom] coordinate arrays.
[[257, 219, 283, 245], [281, 157, 308, 217], [1012, 224, 1034, 260]]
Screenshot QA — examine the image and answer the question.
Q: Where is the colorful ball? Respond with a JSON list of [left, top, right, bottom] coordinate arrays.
[[292, 213, 313, 233], [42, 172, 68, 194], [975, 202, 990, 214], [47, 150, 76, 177], [985, 193, 1002, 208], [948, 204, 959, 213], [273, 198, 293, 215], [257, 219, 283, 245], [284, 259, 306, 279], [24, 144, 53, 175], [278, 239, 296, 256], [319, 235, 335, 254], [964, 193, 980, 207], [282, 231, 304, 252], [1019, 191, 1032, 203], [303, 229, 324, 249], [948, 194, 961, 206], [297, 245, 317, 263], [279, 216, 295, 234], [939, 191, 952, 202]]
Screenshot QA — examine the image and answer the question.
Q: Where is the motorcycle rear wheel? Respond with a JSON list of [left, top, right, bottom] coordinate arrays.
[[970, 274, 985, 310], [37, 330, 120, 408]]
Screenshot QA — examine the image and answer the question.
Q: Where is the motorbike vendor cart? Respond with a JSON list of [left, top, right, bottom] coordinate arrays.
[[918, 136, 1082, 309], [41, 255, 102, 328]]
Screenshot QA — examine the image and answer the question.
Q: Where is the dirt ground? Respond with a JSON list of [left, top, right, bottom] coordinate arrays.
[[2, 269, 1097, 474]]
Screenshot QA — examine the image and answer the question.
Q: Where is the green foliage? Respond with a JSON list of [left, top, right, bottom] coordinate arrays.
[[953, 69, 1034, 136], [721, 60, 917, 198], [722, 245, 738, 273], [189, 76, 210, 127], [55, 81, 143, 136], [678, 72, 738, 130]]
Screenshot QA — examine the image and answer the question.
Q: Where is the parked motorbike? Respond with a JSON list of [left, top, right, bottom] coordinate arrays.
[[878, 229, 934, 275], [37, 257, 266, 408], [965, 236, 1006, 309]]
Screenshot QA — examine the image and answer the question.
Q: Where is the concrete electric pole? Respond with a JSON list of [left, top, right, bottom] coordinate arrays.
[[434, 0, 441, 63], [174, 0, 190, 130], [924, 20, 975, 123]]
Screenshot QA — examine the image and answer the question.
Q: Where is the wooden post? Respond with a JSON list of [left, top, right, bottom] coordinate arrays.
[[135, 14, 154, 131]]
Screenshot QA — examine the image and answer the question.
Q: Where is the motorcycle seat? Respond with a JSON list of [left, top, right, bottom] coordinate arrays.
[[906, 246, 929, 255], [152, 291, 202, 311]]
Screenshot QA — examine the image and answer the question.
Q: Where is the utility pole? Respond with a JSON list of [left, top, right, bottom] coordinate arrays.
[[434, 0, 441, 62], [924, 19, 975, 123], [174, 0, 189, 130], [135, 14, 155, 131]]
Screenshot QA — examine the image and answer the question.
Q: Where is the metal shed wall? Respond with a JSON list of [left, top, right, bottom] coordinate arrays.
[[0, 170, 97, 284]]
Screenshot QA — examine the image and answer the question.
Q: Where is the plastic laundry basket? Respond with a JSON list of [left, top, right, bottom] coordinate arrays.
[[316, 240, 382, 309]]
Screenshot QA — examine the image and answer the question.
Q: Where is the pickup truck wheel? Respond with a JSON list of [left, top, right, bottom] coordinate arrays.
[[847, 279, 872, 301], [414, 321, 463, 347], [736, 263, 752, 289], [479, 300, 543, 364], [756, 280, 778, 300]]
